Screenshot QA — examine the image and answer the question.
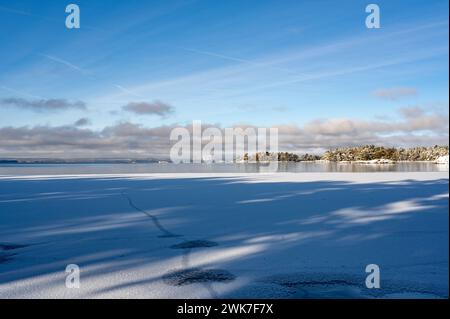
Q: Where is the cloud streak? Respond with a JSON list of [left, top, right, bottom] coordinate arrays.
[[100, 21, 447, 104], [39, 54, 138, 97], [1, 97, 86, 111], [40, 54, 89, 74]]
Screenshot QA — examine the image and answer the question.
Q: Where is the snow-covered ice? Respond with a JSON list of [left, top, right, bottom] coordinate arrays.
[[435, 155, 449, 165], [0, 172, 448, 298]]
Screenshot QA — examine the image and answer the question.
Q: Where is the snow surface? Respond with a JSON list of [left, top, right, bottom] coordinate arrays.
[[435, 155, 449, 165], [0, 172, 448, 299]]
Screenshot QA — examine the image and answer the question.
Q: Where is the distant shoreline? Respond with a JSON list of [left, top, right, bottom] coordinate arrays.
[[1, 159, 448, 165], [2, 145, 448, 165], [0, 159, 162, 165]]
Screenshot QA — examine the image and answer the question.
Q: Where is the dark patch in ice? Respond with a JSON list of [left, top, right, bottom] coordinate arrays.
[[260, 272, 448, 299], [158, 234, 183, 238], [163, 268, 235, 286], [170, 240, 218, 249], [0, 253, 15, 264], [279, 279, 356, 288], [264, 272, 361, 285], [0, 243, 28, 251], [265, 273, 365, 298], [0, 243, 29, 264]]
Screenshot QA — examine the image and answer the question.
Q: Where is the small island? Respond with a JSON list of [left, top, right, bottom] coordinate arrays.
[[242, 145, 449, 164]]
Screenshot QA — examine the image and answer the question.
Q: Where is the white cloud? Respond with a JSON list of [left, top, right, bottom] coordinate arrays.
[[0, 107, 447, 159]]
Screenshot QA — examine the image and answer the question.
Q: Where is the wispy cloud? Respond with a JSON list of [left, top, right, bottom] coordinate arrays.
[[0, 85, 45, 99], [398, 106, 424, 118], [39, 54, 89, 74], [373, 87, 418, 101], [272, 106, 290, 112], [39, 54, 142, 98], [102, 21, 447, 104], [113, 85, 143, 98], [179, 47, 302, 76], [1, 97, 86, 111], [0, 5, 32, 17]]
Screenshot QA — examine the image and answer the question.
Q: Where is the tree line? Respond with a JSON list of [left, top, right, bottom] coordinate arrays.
[[243, 145, 449, 162]]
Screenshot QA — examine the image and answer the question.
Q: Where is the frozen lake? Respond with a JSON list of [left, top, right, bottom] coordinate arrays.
[[0, 172, 448, 298]]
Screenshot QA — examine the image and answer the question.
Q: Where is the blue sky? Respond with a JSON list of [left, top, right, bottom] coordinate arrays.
[[0, 0, 448, 158]]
